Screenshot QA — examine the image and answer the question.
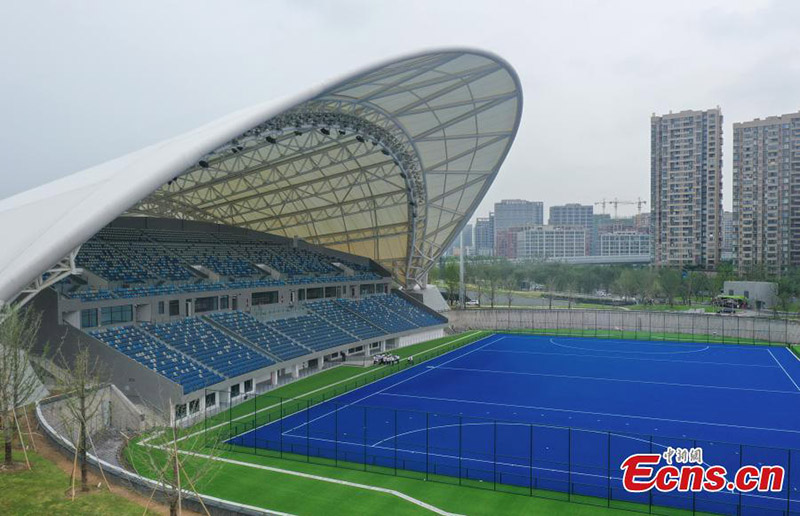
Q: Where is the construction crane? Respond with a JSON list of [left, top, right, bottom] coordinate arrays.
[[594, 197, 647, 218]]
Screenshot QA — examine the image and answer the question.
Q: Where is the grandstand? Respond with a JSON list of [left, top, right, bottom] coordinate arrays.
[[41, 218, 448, 417]]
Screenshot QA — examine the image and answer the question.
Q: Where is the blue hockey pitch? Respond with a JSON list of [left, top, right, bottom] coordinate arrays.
[[228, 333, 800, 514]]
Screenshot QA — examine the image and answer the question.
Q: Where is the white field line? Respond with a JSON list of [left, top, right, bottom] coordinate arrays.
[[768, 348, 800, 392], [141, 331, 484, 446], [432, 365, 800, 395], [549, 338, 709, 355], [478, 347, 779, 368], [378, 392, 800, 435], [279, 336, 503, 436], [140, 440, 463, 516]]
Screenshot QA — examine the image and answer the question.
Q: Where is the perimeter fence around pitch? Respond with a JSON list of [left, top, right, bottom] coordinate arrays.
[[209, 393, 798, 516], [448, 308, 800, 348]]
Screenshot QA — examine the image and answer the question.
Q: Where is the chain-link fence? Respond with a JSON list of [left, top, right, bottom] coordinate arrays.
[[213, 400, 798, 516], [448, 309, 800, 347]]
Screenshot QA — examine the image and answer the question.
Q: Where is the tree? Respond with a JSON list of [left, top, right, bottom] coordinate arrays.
[[486, 266, 500, 309], [0, 306, 44, 468], [58, 346, 108, 493], [131, 403, 222, 516], [712, 262, 736, 296], [443, 262, 459, 306], [504, 278, 515, 309], [613, 269, 638, 300], [659, 268, 683, 307], [688, 272, 710, 304]]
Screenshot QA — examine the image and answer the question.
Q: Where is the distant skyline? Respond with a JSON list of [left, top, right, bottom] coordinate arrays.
[[2, 1, 799, 223]]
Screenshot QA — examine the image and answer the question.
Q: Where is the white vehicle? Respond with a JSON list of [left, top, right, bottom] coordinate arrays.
[[466, 299, 480, 306]]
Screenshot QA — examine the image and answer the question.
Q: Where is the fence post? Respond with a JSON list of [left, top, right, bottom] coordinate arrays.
[[493, 419, 498, 491], [425, 412, 430, 481], [738, 444, 743, 513], [607, 431, 611, 507], [393, 409, 398, 476], [458, 416, 463, 486], [253, 395, 257, 455], [581, 310, 584, 338], [787, 449, 792, 516], [737, 316, 740, 345], [692, 439, 697, 514], [649, 311, 652, 341], [594, 310, 598, 339], [279, 396, 283, 458], [306, 399, 310, 462], [334, 402, 339, 467], [529, 423, 534, 496], [557, 309, 561, 336], [649, 436, 653, 513], [568, 428, 572, 501], [363, 406, 367, 471]]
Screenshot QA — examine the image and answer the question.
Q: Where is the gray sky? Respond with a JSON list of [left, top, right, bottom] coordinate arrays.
[[2, 0, 799, 221]]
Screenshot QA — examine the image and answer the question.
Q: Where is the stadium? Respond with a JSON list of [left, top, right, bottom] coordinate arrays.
[[2, 48, 799, 516], [0, 48, 520, 417]]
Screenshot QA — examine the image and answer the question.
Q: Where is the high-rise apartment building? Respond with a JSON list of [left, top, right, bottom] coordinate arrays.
[[549, 203, 593, 227], [651, 108, 723, 268], [474, 214, 494, 256], [733, 111, 800, 274]]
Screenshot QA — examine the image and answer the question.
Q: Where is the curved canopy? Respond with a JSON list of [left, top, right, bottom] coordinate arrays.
[[0, 49, 522, 306]]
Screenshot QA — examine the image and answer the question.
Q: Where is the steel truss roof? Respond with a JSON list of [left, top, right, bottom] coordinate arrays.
[[0, 49, 521, 306], [130, 51, 522, 286]]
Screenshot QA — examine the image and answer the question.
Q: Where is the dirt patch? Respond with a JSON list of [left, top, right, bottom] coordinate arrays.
[[0, 461, 30, 473], [25, 409, 201, 516]]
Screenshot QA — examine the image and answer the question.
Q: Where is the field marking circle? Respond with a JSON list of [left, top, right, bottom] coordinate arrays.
[[548, 338, 709, 355]]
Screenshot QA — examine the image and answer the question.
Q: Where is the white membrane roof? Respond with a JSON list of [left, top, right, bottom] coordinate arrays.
[[0, 49, 522, 304]]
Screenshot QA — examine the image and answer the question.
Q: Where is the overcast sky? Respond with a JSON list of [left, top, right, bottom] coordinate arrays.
[[2, 0, 799, 221]]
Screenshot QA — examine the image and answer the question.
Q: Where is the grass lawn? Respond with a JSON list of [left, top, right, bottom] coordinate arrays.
[[132, 443, 677, 516], [126, 330, 716, 515], [0, 451, 145, 516], [627, 303, 716, 312]]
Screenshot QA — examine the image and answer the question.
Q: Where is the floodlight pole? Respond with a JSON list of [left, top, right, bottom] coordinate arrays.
[[459, 232, 465, 310]]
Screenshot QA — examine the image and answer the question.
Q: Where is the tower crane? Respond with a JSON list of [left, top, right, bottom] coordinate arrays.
[[594, 197, 647, 218]]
